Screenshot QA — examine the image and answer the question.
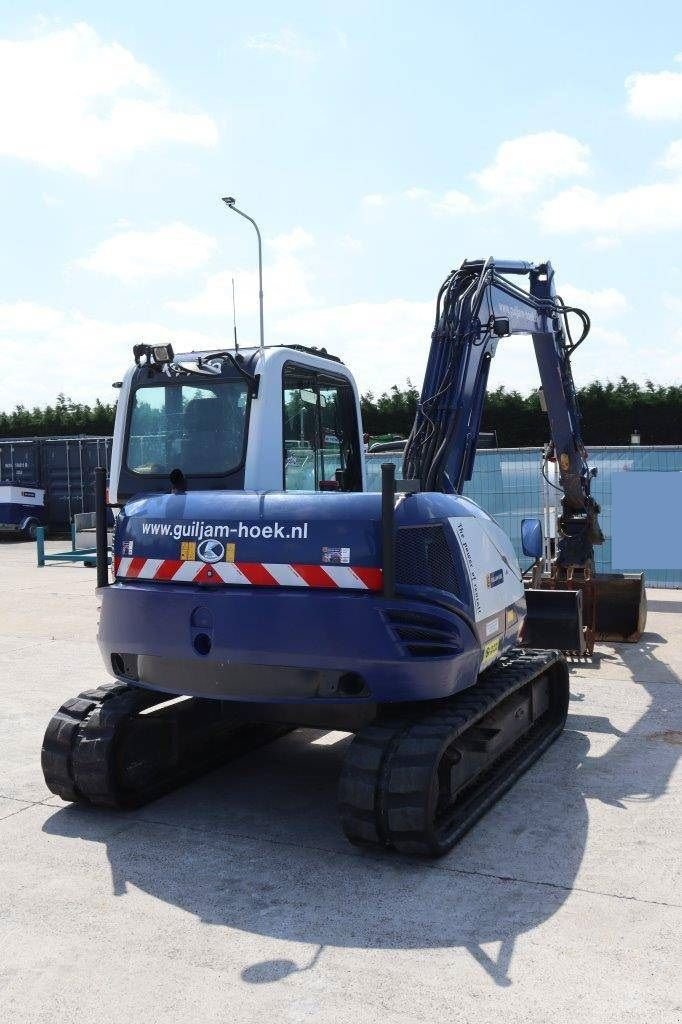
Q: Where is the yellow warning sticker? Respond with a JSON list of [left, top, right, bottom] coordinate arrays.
[[505, 606, 519, 629], [180, 541, 196, 561], [225, 542, 236, 563], [481, 636, 501, 668]]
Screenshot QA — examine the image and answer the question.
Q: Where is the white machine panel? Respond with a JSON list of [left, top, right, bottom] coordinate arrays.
[[449, 514, 525, 669]]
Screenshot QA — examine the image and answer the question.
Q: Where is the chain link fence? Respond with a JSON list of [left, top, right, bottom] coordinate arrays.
[[366, 446, 682, 589]]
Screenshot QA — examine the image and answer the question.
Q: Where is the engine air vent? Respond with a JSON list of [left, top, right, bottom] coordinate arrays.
[[395, 525, 460, 597], [386, 609, 461, 658]]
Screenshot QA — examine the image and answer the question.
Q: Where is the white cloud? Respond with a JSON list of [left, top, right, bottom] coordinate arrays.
[[626, 68, 682, 119], [0, 296, 431, 409], [367, 133, 589, 218], [539, 180, 682, 235], [589, 326, 630, 349], [362, 193, 389, 207], [169, 227, 316, 317], [269, 227, 315, 254], [364, 186, 477, 216], [403, 187, 431, 201], [560, 285, 629, 317], [77, 223, 217, 282], [0, 303, 227, 410], [274, 300, 433, 394], [430, 189, 477, 215], [473, 132, 590, 199], [244, 29, 317, 61], [339, 234, 363, 252], [1, 287, 677, 414], [278, 301, 678, 397], [588, 236, 619, 251], [659, 139, 682, 171], [0, 22, 217, 175], [0, 302, 65, 333]]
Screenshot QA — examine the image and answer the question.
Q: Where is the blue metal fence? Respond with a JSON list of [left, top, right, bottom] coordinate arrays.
[[366, 446, 682, 589]]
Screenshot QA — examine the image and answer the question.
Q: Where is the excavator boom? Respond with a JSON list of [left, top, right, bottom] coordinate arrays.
[[404, 258, 646, 651]]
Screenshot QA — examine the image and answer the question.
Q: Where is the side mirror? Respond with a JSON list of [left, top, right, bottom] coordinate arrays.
[[521, 517, 543, 560]]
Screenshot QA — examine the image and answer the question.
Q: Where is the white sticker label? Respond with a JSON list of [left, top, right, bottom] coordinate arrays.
[[485, 617, 500, 638], [322, 546, 350, 565]]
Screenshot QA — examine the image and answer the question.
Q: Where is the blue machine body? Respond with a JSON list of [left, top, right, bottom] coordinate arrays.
[[99, 489, 525, 711], [97, 258, 597, 720]]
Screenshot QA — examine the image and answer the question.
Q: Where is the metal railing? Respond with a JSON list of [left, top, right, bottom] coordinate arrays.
[[365, 446, 682, 589]]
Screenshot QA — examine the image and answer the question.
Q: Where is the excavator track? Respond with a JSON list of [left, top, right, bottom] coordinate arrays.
[[41, 681, 291, 808], [338, 649, 569, 857]]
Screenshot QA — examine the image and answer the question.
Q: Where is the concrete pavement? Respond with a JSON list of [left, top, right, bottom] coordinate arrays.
[[0, 538, 680, 1023]]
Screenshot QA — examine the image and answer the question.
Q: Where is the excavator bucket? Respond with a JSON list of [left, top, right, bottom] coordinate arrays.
[[522, 588, 585, 655], [592, 572, 647, 642], [528, 572, 647, 652]]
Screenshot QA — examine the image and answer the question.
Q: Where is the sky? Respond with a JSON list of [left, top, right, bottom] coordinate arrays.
[[2, 1, 682, 412]]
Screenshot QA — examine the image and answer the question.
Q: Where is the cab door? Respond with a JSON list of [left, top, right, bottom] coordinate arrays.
[[282, 365, 362, 492]]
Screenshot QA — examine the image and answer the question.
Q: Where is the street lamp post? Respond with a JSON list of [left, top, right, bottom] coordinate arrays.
[[221, 197, 265, 352]]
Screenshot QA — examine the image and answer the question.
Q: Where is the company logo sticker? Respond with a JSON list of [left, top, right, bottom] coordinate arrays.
[[21, 491, 36, 498], [197, 539, 225, 564], [486, 568, 504, 588], [122, 540, 134, 556]]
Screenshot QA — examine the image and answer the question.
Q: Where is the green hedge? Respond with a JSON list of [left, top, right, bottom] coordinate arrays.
[[2, 379, 681, 446], [361, 378, 682, 446]]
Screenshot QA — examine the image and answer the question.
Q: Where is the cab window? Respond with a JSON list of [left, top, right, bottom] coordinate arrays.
[[282, 366, 361, 492], [126, 380, 248, 477]]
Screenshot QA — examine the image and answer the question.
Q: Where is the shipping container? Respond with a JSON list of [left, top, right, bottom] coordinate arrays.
[[0, 436, 111, 537]]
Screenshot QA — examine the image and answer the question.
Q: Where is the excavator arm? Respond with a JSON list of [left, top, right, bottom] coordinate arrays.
[[404, 258, 646, 650], [404, 258, 601, 567]]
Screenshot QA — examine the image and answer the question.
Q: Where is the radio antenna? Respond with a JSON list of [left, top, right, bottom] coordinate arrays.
[[231, 276, 239, 352]]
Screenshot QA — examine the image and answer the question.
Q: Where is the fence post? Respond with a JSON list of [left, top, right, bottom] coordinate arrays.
[[36, 526, 45, 567]]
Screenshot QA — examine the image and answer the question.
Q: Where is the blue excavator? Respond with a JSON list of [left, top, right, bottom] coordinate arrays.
[[41, 256, 646, 856]]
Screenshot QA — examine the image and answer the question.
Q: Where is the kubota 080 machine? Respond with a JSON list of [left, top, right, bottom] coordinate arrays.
[[42, 256, 645, 856]]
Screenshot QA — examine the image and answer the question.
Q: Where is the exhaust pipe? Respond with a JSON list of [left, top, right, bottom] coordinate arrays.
[[95, 465, 109, 589]]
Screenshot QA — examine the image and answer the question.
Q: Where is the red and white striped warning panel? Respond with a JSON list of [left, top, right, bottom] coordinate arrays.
[[113, 557, 383, 591]]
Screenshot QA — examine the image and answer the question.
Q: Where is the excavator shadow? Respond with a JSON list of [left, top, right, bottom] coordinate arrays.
[[42, 640, 680, 990]]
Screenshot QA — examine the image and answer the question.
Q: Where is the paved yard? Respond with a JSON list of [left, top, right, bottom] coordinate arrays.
[[1, 539, 680, 1023]]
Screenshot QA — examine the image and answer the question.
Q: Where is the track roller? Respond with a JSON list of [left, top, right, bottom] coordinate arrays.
[[338, 649, 569, 857], [41, 682, 291, 808]]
